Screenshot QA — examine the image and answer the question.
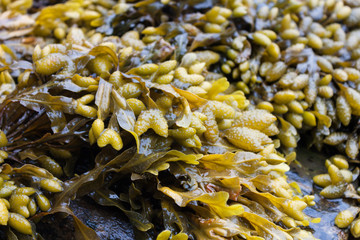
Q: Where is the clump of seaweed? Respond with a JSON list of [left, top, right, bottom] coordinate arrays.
[[0, 0, 359, 239]]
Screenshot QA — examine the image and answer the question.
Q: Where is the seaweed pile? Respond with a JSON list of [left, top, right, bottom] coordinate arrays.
[[0, 0, 359, 239]]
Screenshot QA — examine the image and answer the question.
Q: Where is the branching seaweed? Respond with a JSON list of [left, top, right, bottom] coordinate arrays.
[[0, 0, 359, 239]]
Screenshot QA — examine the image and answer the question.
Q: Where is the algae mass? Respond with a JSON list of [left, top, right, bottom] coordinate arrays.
[[0, 0, 359, 239]]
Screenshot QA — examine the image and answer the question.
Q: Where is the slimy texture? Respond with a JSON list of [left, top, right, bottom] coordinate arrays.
[[0, 0, 360, 239]]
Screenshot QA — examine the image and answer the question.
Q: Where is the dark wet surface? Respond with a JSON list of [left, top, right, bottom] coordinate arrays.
[[37, 197, 135, 240], [73, 198, 135, 240], [36, 214, 75, 240], [288, 147, 355, 240]]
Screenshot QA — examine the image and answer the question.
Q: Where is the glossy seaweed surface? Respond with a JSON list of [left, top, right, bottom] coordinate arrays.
[[0, 0, 359, 239]]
